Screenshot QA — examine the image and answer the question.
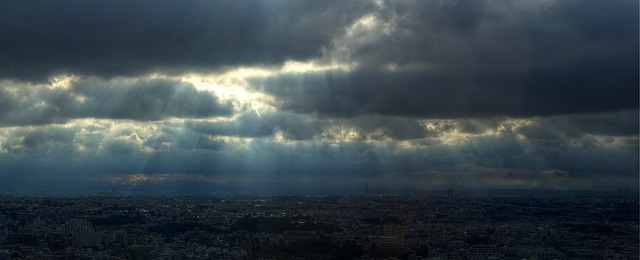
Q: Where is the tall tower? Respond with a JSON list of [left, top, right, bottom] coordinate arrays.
[[365, 182, 369, 197], [447, 188, 454, 201]]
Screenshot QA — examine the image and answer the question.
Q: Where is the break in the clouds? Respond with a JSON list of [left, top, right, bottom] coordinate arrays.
[[0, 0, 637, 193]]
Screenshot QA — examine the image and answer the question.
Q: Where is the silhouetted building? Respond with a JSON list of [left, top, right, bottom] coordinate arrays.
[[7, 233, 37, 246]]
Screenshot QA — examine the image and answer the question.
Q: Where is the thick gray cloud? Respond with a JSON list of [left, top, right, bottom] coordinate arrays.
[[187, 112, 274, 138], [185, 111, 431, 141], [0, 0, 373, 82], [71, 78, 233, 120], [439, 110, 640, 138], [0, 77, 233, 125], [516, 110, 639, 139], [1, 0, 636, 119], [254, 0, 638, 118]]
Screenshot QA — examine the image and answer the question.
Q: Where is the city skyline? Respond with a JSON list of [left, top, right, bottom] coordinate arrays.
[[0, 0, 638, 193], [0, 193, 637, 258]]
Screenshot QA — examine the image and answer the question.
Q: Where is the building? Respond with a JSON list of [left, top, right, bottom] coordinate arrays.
[[430, 232, 449, 246], [72, 232, 104, 248], [383, 225, 408, 245], [514, 247, 566, 259], [281, 230, 316, 247]]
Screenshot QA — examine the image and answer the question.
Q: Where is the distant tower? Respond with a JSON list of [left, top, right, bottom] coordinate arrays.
[[365, 182, 369, 197], [447, 188, 454, 201]]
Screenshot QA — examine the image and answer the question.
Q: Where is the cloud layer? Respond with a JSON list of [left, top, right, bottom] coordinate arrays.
[[0, 77, 233, 125], [253, 0, 638, 117], [0, 0, 637, 192], [0, 0, 373, 81]]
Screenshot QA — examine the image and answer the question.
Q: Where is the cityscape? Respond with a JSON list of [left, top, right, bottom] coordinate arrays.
[[0, 0, 638, 259], [0, 188, 637, 259]]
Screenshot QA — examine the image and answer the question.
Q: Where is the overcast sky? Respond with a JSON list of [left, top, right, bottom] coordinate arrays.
[[0, 0, 637, 193]]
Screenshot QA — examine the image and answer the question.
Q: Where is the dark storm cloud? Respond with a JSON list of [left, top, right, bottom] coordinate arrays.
[[71, 78, 233, 120], [187, 112, 274, 138], [7, 127, 77, 157], [0, 0, 373, 82], [1, 0, 635, 118], [185, 111, 430, 141], [346, 116, 428, 140], [255, 0, 638, 118], [0, 77, 233, 125], [516, 110, 639, 139], [461, 132, 638, 176], [425, 109, 640, 138], [265, 114, 422, 142]]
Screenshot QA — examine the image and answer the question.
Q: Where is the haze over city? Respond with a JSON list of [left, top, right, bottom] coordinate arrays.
[[0, 0, 637, 194]]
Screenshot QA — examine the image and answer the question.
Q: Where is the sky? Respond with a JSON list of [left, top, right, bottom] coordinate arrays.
[[0, 0, 637, 194]]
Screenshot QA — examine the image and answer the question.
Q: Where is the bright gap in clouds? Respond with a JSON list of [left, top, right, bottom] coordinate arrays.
[[183, 58, 357, 120]]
